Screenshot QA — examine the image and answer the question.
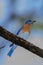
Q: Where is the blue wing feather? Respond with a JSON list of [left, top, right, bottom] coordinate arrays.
[[8, 26, 24, 57]]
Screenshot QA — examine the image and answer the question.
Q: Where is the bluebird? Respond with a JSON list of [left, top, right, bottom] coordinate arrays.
[[8, 20, 36, 57], [17, 20, 36, 35]]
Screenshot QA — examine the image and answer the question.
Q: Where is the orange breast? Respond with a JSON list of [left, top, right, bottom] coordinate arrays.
[[22, 24, 32, 34]]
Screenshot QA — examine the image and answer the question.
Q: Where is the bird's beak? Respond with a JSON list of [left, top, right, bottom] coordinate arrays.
[[32, 21, 36, 24]]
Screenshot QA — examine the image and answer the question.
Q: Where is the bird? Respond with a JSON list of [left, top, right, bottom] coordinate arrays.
[[8, 20, 36, 57], [17, 20, 36, 35], [10, 20, 36, 47]]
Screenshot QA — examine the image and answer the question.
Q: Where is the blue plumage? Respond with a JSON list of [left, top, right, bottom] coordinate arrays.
[[25, 20, 32, 24], [8, 20, 33, 57]]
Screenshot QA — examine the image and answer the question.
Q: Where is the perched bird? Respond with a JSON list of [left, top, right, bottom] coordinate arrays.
[[17, 20, 36, 35], [8, 20, 36, 57]]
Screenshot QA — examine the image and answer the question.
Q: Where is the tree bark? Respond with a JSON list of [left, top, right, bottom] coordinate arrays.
[[0, 26, 43, 58]]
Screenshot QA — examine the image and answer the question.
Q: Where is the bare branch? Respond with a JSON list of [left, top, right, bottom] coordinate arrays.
[[0, 26, 43, 58]]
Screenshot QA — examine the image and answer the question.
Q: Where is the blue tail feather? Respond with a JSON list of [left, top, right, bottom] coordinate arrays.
[[8, 45, 17, 57]]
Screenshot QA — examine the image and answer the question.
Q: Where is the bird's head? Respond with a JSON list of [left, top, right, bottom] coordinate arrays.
[[25, 20, 36, 24]]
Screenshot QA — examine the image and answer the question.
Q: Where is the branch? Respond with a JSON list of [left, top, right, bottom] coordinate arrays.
[[0, 26, 43, 58]]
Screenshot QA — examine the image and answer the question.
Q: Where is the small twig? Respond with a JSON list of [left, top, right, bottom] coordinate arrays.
[[0, 26, 43, 58], [0, 46, 5, 49]]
